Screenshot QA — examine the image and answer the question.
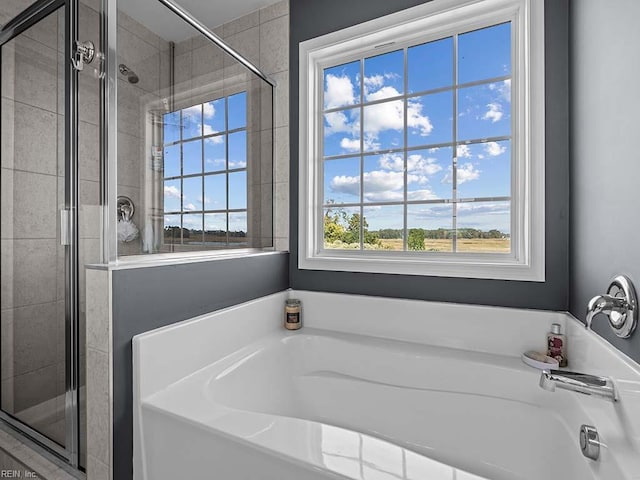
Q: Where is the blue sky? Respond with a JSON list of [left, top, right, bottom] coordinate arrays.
[[322, 23, 512, 233], [162, 92, 248, 233]]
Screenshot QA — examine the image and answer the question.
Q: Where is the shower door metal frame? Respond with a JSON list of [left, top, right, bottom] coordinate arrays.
[[0, 0, 82, 467]]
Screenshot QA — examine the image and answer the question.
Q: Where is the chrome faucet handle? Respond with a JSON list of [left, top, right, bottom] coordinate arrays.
[[585, 275, 637, 339]]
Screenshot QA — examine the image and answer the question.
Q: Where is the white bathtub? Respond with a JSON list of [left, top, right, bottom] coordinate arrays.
[[134, 291, 640, 480]]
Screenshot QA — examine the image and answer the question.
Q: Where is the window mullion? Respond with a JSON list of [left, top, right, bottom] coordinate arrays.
[[452, 33, 459, 253], [402, 47, 408, 252], [359, 58, 364, 251]]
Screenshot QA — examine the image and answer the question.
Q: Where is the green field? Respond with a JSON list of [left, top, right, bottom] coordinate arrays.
[[325, 238, 510, 253]]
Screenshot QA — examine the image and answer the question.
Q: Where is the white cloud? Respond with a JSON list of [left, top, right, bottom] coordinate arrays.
[[324, 110, 359, 135], [203, 125, 224, 142], [483, 102, 503, 123], [184, 202, 197, 211], [456, 144, 472, 158], [202, 102, 215, 119], [330, 175, 359, 196], [206, 158, 225, 166], [488, 79, 511, 103], [484, 141, 506, 156], [376, 153, 442, 177], [362, 87, 433, 138], [340, 137, 361, 152], [407, 189, 438, 201], [442, 162, 481, 184], [364, 74, 384, 90], [329, 169, 439, 203], [457, 163, 481, 183], [164, 185, 181, 199], [229, 160, 247, 168], [325, 74, 356, 109]]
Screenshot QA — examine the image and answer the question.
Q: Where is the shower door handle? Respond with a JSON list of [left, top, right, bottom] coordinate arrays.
[[60, 209, 71, 246]]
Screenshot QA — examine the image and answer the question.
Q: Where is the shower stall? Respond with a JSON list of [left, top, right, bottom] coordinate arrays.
[[0, 0, 274, 472]]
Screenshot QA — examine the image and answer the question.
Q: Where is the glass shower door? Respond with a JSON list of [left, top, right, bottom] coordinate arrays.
[[0, 0, 82, 466]]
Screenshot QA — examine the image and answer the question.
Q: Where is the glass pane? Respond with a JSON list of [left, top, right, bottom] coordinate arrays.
[[204, 135, 226, 172], [163, 144, 180, 178], [323, 206, 361, 249], [364, 49, 404, 100], [228, 171, 247, 209], [408, 37, 453, 93], [228, 130, 247, 169], [163, 110, 181, 144], [458, 23, 511, 84], [203, 98, 225, 135], [323, 157, 360, 205], [0, 6, 68, 448], [324, 60, 360, 110], [363, 100, 404, 151], [458, 82, 511, 141], [363, 154, 404, 203], [182, 213, 203, 243], [364, 205, 403, 250], [407, 204, 453, 252], [456, 141, 511, 199], [407, 91, 453, 147], [228, 92, 246, 130], [204, 173, 226, 210], [182, 104, 202, 139], [204, 213, 227, 245], [164, 180, 181, 212], [182, 176, 202, 212], [456, 201, 511, 253], [164, 214, 181, 244], [229, 212, 248, 246], [182, 139, 202, 176], [324, 108, 360, 157], [406, 147, 453, 201]]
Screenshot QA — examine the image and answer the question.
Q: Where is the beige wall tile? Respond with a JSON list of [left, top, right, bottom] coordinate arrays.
[[13, 36, 58, 113], [12, 363, 57, 412], [12, 171, 57, 240], [13, 102, 57, 175], [259, 15, 289, 75], [12, 302, 59, 376], [5, 239, 57, 308], [274, 181, 289, 240], [224, 26, 260, 69], [86, 269, 110, 354], [1, 168, 14, 240], [260, 0, 289, 24], [274, 125, 289, 184], [86, 348, 111, 467], [223, 10, 260, 38]]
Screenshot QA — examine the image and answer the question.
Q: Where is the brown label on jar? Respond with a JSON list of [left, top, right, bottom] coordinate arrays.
[[287, 312, 300, 324]]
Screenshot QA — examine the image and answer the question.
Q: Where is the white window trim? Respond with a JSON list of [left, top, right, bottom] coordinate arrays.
[[299, 0, 545, 281]]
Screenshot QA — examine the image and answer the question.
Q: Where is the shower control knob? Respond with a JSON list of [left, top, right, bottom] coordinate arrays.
[[579, 425, 600, 461]]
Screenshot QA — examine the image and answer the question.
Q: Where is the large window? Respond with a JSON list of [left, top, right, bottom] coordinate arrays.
[[163, 92, 248, 248], [299, 0, 545, 280]]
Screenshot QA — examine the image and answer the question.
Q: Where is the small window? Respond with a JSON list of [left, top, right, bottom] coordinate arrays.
[[163, 92, 248, 249], [299, 0, 545, 280]]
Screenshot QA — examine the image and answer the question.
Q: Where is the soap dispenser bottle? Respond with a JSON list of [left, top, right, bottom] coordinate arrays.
[[547, 323, 567, 367]]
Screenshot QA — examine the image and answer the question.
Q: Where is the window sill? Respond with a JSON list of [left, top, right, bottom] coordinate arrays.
[[299, 252, 544, 282], [86, 249, 285, 271]]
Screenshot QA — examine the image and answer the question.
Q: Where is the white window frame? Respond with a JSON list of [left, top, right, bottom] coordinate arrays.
[[298, 0, 545, 281]]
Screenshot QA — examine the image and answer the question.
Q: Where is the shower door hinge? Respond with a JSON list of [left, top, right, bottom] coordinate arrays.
[[72, 40, 95, 72], [60, 209, 71, 246]]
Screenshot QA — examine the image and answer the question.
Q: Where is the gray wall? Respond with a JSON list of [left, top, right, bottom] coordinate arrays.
[[289, 0, 570, 311], [111, 252, 288, 480], [569, 0, 640, 362]]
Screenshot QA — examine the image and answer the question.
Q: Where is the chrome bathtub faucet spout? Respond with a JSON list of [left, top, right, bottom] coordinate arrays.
[[539, 369, 618, 401]]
